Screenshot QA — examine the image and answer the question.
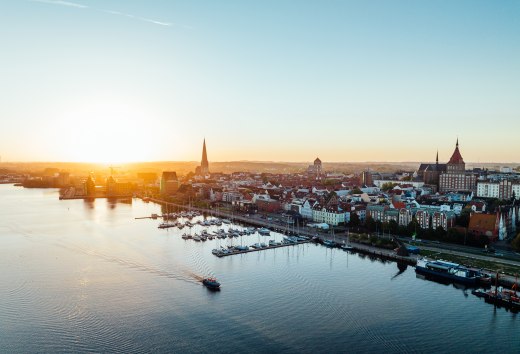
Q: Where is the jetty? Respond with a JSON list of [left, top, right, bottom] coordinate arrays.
[[214, 239, 311, 257]]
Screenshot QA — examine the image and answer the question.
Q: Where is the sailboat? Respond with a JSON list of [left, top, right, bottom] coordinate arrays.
[[341, 229, 354, 251], [323, 228, 336, 248]]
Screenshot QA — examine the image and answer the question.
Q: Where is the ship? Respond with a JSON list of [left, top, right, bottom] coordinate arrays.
[[202, 277, 221, 290], [415, 259, 484, 286]]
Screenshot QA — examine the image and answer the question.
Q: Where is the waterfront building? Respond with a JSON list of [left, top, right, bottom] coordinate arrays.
[[312, 205, 346, 226], [222, 190, 243, 203], [160, 171, 180, 196], [398, 208, 413, 227], [468, 213, 499, 241], [366, 205, 387, 222], [301, 199, 317, 219], [415, 209, 431, 229], [85, 175, 96, 196], [106, 176, 133, 197], [431, 211, 456, 231]]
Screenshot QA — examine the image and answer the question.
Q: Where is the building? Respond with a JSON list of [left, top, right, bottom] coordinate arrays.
[[160, 172, 180, 196], [398, 208, 413, 227], [415, 209, 431, 229], [85, 175, 96, 196], [106, 176, 133, 197], [477, 179, 520, 200], [431, 211, 455, 230], [418, 151, 446, 188], [439, 139, 477, 192], [301, 199, 317, 219], [468, 213, 499, 241], [361, 170, 373, 187], [307, 157, 323, 179], [195, 139, 210, 176], [312, 205, 346, 226]]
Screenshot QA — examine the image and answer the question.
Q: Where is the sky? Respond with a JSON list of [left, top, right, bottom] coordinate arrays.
[[0, 0, 519, 163]]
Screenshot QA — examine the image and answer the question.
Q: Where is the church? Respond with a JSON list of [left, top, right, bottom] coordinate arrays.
[[195, 139, 210, 177], [418, 139, 476, 193]]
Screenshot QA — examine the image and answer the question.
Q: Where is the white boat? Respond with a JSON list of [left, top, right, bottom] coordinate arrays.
[[258, 228, 271, 236]]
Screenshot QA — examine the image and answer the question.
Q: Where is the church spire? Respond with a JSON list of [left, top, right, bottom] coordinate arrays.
[[436, 150, 439, 165], [456, 137, 459, 148], [200, 138, 209, 175]]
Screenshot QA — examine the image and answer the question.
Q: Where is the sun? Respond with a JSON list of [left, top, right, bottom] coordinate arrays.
[[59, 100, 156, 163]]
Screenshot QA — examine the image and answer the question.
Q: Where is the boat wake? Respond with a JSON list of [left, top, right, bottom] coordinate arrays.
[[55, 242, 201, 285]]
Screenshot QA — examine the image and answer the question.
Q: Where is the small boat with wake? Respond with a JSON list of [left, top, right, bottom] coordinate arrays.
[[202, 277, 221, 290]]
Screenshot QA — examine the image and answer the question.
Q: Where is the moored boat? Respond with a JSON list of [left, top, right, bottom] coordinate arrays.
[[415, 259, 483, 286]]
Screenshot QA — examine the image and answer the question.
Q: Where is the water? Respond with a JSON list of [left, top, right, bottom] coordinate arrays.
[[0, 184, 518, 353]]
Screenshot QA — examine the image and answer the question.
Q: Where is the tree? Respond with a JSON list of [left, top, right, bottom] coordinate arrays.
[[381, 182, 398, 191], [512, 233, 520, 251], [388, 220, 399, 234], [407, 218, 419, 236], [457, 208, 471, 228], [349, 213, 360, 227], [365, 216, 376, 232], [351, 188, 362, 194]]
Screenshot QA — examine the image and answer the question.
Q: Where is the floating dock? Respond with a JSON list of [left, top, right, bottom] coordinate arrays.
[[214, 240, 311, 257]]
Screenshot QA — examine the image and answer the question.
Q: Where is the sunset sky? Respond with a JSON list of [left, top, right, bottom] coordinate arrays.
[[0, 0, 519, 163]]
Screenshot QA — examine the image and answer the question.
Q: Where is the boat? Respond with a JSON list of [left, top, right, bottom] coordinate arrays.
[[222, 219, 231, 224], [202, 277, 221, 290], [258, 228, 271, 236], [472, 287, 520, 312], [415, 259, 484, 286], [323, 239, 336, 248], [193, 235, 201, 242], [341, 244, 354, 251]]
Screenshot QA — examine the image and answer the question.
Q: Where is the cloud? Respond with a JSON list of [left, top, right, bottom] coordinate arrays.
[[137, 17, 171, 27], [31, 0, 183, 29], [102, 9, 171, 27], [31, 0, 88, 9]]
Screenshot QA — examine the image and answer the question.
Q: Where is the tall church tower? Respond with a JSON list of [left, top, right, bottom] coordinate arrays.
[[200, 139, 209, 176], [446, 138, 465, 174]]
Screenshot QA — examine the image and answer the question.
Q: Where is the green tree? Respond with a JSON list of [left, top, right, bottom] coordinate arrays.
[[388, 219, 399, 234], [349, 213, 360, 227], [381, 182, 398, 191], [365, 216, 376, 232], [407, 218, 419, 236], [457, 208, 472, 228], [512, 233, 520, 251]]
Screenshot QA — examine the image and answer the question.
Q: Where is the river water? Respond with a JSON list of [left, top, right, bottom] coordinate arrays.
[[0, 185, 518, 353]]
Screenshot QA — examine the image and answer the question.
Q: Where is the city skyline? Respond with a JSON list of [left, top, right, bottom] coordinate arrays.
[[1, 0, 519, 163]]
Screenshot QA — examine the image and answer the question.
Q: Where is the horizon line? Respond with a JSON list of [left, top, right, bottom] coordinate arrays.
[[1, 160, 519, 165]]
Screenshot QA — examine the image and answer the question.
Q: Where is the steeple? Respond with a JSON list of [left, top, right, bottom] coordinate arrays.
[[200, 138, 209, 176], [201, 139, 208, 167], [436, 150, 439, 165], [456, 137, 459, 148]]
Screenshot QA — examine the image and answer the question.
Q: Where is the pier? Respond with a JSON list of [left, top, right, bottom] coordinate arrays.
[[214, 240, 311, 257]]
